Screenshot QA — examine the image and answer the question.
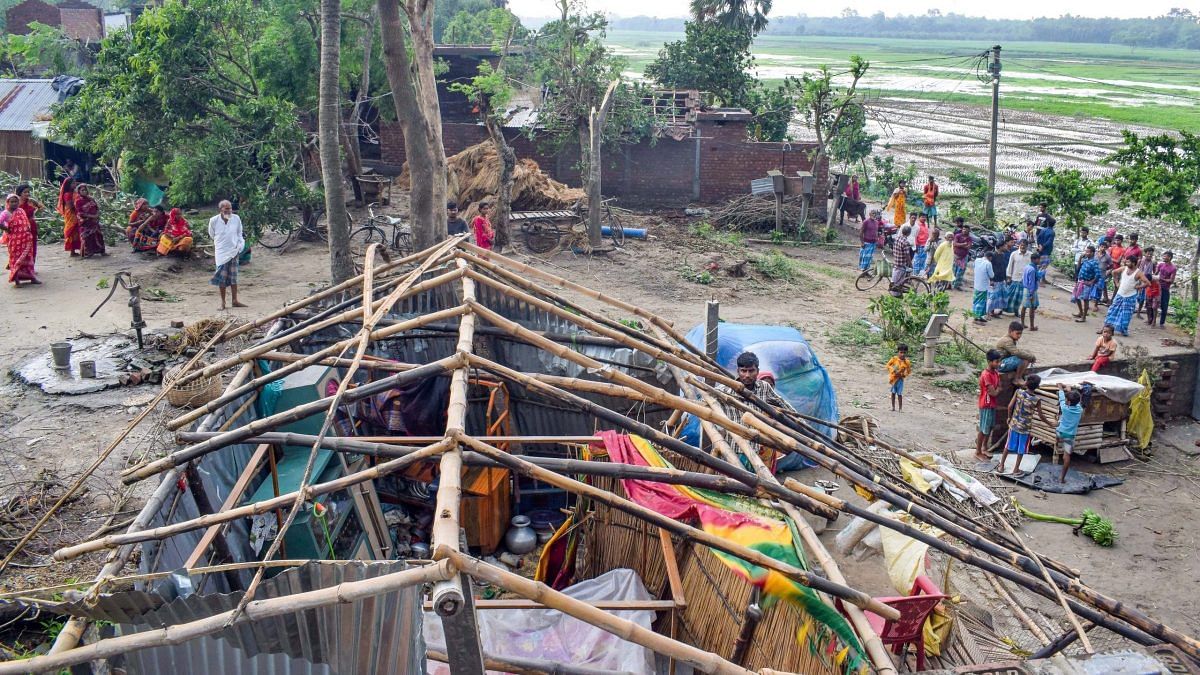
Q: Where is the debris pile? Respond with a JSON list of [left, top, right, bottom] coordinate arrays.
[[711, 194, 812, 233]]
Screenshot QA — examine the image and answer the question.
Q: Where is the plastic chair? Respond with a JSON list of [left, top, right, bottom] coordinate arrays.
[[838, 575, 947, 672]]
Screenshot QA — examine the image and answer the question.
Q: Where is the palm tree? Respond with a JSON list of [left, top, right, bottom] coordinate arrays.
[[319, 0, 353, 283], [689, 0, 772, 35]]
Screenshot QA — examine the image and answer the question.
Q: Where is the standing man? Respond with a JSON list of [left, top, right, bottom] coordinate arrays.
[[1072, 226, 1093, 278], [922, 175, 939, 228], [1155, 251, 1177, 328], [1034, 207, 1055, 281], [972, 247, 994, 324], [446, 201, 468, 237], [891, 224, 914, 294], [209, 200, 246, 310], [951, 219, 971, 291], [1073, 245, 1100, 322], [859, 209, 882, 271]]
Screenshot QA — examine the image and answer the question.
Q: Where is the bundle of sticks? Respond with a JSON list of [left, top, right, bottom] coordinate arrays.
[[711, 194, 812, 232]]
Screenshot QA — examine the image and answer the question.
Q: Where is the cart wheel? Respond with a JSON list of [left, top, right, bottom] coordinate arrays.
[[523, 224, 560, 254]]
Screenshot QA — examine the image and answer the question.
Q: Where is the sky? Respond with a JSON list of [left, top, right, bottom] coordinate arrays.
[[508, 0, 1187, 21]]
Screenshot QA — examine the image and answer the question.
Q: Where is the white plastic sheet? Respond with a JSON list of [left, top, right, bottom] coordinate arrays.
[[423, 568, 656, 674], [1034, 368, 1144, 404]]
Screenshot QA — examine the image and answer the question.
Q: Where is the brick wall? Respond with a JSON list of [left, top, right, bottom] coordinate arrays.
[[6, 0, 60, 35], [379, 120, 828, 208], [58, 7, 102, 40]]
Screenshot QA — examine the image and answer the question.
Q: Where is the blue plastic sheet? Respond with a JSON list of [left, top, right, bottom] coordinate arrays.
[[682, 323, 839, 471]]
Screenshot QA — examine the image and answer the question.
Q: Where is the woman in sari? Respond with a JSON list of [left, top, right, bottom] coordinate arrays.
[[58, 177, 80, 255], [16, 184, 41, 258], [157, 208, 193, 256], [884, 181, 907, 226], [130, 204, 167, 252], [126, 198, 151, 246], [1, 194, 39, 285], [928, 232, 954, 292], [74, 184, 105, 258]]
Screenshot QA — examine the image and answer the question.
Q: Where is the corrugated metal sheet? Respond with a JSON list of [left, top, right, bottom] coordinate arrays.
[[0, 79, 60, 132], [65, 561, 424, 675]]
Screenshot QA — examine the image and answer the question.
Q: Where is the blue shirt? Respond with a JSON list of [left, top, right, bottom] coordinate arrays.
[[1022, 263, 1039, 292], [1057, 390, 1083, 438], [973, 257, 993, 292], [1077, 258, 1100, 282], [1037, 226, 1055, 256]]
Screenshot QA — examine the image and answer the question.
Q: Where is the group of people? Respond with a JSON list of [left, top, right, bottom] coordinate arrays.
[[1065, 228, 1176, 336], [126, 198, 195, 257]]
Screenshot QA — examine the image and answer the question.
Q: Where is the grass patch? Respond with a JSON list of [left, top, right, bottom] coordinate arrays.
[[690, 221, 746, 249], [932, 378, 979, 394], [751, 250, 804, 282], [679, 267, 715, 285], [795, 260, 853, 281], [829, 319, 883, 349], [143, 287, 181, 303]]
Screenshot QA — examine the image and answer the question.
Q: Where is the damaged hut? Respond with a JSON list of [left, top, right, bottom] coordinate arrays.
[[5, 238, 1200, 674]]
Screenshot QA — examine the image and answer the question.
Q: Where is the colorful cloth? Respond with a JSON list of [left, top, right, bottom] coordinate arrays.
[[1105, 293, 1136, 334], [978, 368, 1000, 409], [210, 258, 238, 287], [891, 236, 913, 270], [929, 240, 953, 284], [972, 291, 988, 318], [858, 243, 875, 270], [1057, 390, 1082, 439], [74, 193, 105, 257], [598, 431, 866, 673], [885, 188, 906, 225], [886, 355, 911, 385], [1023, 289, 1040, 310], [129, 210, 166, 252], [1010, 389, 1038, 434], [1005, 430, 1031, 454], [978, 407, 995, 434], [890, 379, 905, 395], [912, 247, 927, 276], [987, 283, 1006, 314], [472, 214, 495, 250], [158, 208, 194, 255], [3, 206, 36, 283], [58, 178, 79, 252], [1005, 281, 1025, 314]]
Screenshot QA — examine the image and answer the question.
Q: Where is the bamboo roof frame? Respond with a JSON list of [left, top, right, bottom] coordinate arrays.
[[4, 236, 1198, 673]]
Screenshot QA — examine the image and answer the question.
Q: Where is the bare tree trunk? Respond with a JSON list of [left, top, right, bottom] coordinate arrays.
[[341, 10, 375, 206], [340, 114, 364, 205], [584, 80, 619, 248], [377, 0, 444, 248], [319, 0, 353, 284], [482, 105, 514, 250], [403, 0, 448, 247]]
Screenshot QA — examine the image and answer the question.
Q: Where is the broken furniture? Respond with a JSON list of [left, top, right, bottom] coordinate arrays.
[[1031, 368, 1146, 463], [838, 575, 948, 672]]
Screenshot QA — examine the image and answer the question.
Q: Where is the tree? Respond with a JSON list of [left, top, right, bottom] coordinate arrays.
[[826, 101, 877, 170], [1025, 167, 1109, 233], [689, 0, 772, 35], [442, 6, 525, 44], [319, 0, 353, 283], [644, 22, 754, 105], [0, 23, 86, 76], [531, 0, 653, 246], [793, 56, 869, 229], [1106, 130, 1200, 344], [376, 0, 448, 248], [52, 0, 317, 239]]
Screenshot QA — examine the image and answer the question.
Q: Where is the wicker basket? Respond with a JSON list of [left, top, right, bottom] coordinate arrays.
[[163, 364, 223, 408]]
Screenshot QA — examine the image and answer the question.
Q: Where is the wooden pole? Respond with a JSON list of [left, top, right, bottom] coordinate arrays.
[[426, 649, 618, 675], [0, 561, 454, 675], [444, 548, 755, 675], [0, 321, 231, 576], [454, 433, 898, 620], [184, 443, 273, 569], [54, 440, 452, 561]]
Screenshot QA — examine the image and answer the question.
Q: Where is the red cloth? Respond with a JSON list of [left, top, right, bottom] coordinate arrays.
[[74, 193, 105, 257], [471, 214, 494, 250], [1091, 355, 1110, 373], [978, 368, 1000, 409], [923, 181, 939, 206], [164, 208, 192, 238], [4, 207, 36, 283]]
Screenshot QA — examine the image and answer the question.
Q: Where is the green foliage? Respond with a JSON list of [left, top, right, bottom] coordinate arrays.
[[433, 0, 493, 42], [865, 156, 916, 199], [443, 7, 527, 46], [1169, 295, 1198, 336], [690, 220, 746, 248], [946, 168, 989, 223], [932, 378, 978, 394], [681, 267, 715, 284], [52, 0, 318, 238], [868, 290, 950, 344], [751, 250, 802, 282], [829, 319, 882, 349], [1106, 130, 1200, 236], [1121, 344, 1163, 385], [794, 56, 870, 176], [644, 22, 754, 105], [0, 22, 84, 76], [1025, 167, 1109, 232], [827, 103, 877, 169], [689, 0, 772, 36]]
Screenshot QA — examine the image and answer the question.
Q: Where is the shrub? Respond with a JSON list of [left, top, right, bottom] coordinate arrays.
[[752, 250, 802, 282], [1169, 295, 1198, 336], [868, 290, 950, 345]]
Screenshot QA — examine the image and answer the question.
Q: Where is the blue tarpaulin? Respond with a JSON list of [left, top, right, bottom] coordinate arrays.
[[682, 323, 839, 471]]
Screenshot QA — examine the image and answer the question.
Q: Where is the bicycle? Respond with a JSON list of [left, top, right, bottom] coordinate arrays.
[[349, 202, 412, 257], [855, 257, 930, 295], [255, 207, 325, 250]]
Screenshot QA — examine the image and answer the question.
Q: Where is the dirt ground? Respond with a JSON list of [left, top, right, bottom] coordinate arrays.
[[1, 202, 1198, 649]]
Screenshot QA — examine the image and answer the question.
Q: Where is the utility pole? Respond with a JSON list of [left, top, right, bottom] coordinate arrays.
[[985, 44, 1002, 223]]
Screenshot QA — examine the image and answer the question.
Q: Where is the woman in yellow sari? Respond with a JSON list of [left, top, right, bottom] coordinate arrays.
[[156, 208, 193, 256], [928, 231, 954, 291], [885, 181, 907, 225], [58, 177, 80, 255]]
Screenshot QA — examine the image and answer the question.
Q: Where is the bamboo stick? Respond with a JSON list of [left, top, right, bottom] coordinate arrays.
[[984, 572, 1051, 646], [444, 548, 755, 675], [184, 443, 272, 569], [254, 351, 416, 371], [454, 433, 898, 620], [0, 560, 455, 675], [0, 320, 231, 576], [178, 431, 602, 446], [426, 649, 621, 675], [165, 305, 468, 431], [122, 355, 462, 484], [53, 440, 452, 561]]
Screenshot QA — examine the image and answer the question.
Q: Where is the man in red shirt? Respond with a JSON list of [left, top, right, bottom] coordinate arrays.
[[922, 175, 939, 228], [975, 349, 1002, 461]]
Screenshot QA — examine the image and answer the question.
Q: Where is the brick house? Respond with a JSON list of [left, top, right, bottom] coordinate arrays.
[[5, 0, 102, 41]]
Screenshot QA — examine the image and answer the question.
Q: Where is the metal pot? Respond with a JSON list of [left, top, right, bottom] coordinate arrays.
[[504, 515, 537, 555], [50, 342, 72, 370], [79, 360, 97, 379]]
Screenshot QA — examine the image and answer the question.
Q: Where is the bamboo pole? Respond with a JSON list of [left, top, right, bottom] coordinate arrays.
[[184, 443, 272, 569], [166, 305, 468, 431], [0, 321, 231, 576], [122, 354, 462, 484], [984, 572, 1051, 646], [426, 649, 621, 675], [53, 440, 452, 561], [444, 548, 755, 675], [254, 351, 415, 371], [454, 433, 898, 620], [465, 353, 840, 522], [0, 560, 455, 675], [173, 266, 464, 388]]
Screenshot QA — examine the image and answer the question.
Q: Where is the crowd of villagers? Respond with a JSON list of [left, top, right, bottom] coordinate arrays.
[[0, 170, 196, 287]]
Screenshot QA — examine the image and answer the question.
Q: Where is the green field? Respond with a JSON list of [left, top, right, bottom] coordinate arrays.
[[606, 31, 1200, 132]]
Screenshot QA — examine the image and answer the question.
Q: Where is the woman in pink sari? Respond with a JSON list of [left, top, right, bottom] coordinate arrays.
[[1, 194, 39, 285], [74, 184, 106, 258]]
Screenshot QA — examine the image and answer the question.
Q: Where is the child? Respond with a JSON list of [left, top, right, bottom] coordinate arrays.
[[1020, 252, 1041, 331], [975, 350, 1002, 461], [1089, 324, 1118, 372], [1072, 245, 1099, 322], [886, 343, 912, 412], [1055, 384, 1084, 483], [471, 201, 496, 251], [998, 374, 1051, 477]]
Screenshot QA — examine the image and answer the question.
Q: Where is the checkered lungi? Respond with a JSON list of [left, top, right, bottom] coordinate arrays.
[[1005, 281, 1025, 314], [859, 243, 876, 270], [210, 259, 239, 287], [1105, 294, 1137, 334], [912, 248, 928, 276], [972, 291, 988, 318]]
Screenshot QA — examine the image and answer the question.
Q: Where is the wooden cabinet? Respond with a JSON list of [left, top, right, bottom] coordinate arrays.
[[461, 466, 511, 555]]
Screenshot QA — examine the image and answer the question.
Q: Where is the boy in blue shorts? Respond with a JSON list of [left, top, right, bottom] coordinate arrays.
[[997, 374, 1051, 477], [1055, 383, 1084, 483], [886, 343, 912, 412]]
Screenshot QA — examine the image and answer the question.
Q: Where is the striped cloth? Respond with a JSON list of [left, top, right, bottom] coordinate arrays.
[[987, 283, 1006, 314], [952, 262, 967, 289], [912, 248, 928, 276], [973, 291, 988, 318], [1106, 294, 1137, 334], [209, 259, 239, 287], [858, 243, 876, 270], [1005, 281, 1025, 314]]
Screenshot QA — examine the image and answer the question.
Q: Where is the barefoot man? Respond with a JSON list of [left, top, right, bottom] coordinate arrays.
[[209, 200, 247, 309]]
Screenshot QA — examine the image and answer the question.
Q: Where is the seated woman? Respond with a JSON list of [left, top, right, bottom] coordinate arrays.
[[126, 198, 150, 243], [130, 202, 166, 252], [74, 184, 106, 258], [157, 208, 194, 256]]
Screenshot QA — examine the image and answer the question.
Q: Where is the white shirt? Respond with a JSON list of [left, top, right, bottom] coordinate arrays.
[[973, 257, 993, 292], [1072, 236, 1094, 263], [1116, 268, 1139, 297], [1007, 250, 1032, 280], [208, 212, 245, 268]]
